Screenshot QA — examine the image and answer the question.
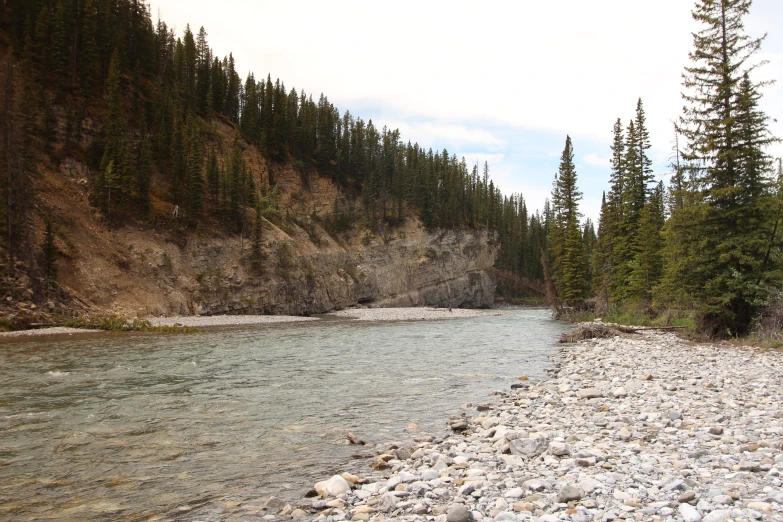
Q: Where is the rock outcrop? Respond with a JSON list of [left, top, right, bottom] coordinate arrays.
[[100, 219, 498, 317]]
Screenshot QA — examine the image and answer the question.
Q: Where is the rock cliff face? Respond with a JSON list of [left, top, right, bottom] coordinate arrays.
[[95, 220, 498, 317], [19, 115, 498, 319]]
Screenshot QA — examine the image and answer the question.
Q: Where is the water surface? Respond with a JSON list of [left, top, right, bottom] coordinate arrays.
[[0, 307, 566, 521]]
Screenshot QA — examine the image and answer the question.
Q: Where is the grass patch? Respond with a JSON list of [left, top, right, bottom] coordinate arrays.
[[65, 314, 196, 333], [601, 304, 696, 330]]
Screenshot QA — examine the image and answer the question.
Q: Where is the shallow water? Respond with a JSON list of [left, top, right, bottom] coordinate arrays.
[[0, 307, 567, 521]]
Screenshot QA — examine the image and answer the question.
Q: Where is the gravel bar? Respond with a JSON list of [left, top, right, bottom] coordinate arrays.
[[328, 307, 502, 322], [147, 315, 318, 327], [0, 326, 102, 338], [289, 330, 783, 522]]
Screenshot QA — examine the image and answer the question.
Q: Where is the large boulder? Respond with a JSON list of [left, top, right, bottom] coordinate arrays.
[[314, 475, 352, 497]]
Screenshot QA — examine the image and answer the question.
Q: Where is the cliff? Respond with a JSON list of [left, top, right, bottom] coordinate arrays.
[[10, 114, 498, 321], [85, 220, 498, 318]]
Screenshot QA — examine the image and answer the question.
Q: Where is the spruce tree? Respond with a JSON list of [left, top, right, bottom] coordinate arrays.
[[250, 203, 264, 274], [550, 136, 586, 302], [42, 218, 58, 286], [662, 0, 780, 335], [136, 129, 152, 217], [95, 49, 126, 220]]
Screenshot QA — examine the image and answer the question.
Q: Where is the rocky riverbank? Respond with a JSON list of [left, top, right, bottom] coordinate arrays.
[[289, 330, 782, 521]]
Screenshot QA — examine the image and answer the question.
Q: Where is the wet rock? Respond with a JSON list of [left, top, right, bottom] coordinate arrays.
[[449, 419, 469, 431], [265, 496, 286, 509]]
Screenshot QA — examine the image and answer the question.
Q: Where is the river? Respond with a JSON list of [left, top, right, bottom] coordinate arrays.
[[0, 307, 566, 521]]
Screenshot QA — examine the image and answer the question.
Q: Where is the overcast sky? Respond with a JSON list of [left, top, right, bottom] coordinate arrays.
[[148, 0, 783, 223]]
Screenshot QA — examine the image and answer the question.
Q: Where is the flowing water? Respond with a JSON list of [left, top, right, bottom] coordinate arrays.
[[0, 307, 567, 521]]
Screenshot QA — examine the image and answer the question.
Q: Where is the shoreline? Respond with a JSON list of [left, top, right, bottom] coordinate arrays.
[[291, 329, 783, 521], [0, 307, 502, 339]]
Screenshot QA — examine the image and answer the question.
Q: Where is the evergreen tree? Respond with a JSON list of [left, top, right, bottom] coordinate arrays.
[[136, 126, 153, 217], [628, 182, 665, 302], [206, 148, 220, 209], [662, 0, 780, 335], [550, 136, 586, 302], [42, 218, 58, 286], [185, 117, 204, 226], [80, 0, 101, 92], [94, 49, 127, 220], [250, 203, 264, 274]]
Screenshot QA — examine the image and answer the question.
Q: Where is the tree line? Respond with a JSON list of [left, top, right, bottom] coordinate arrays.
[[0, 0, 545, 291], [544, 0, 781, 336]]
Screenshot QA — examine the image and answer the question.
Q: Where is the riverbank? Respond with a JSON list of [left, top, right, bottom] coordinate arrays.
[[296, 329, 783, 521], [329, 307, 502, 322], [0, 307, 502, 338]]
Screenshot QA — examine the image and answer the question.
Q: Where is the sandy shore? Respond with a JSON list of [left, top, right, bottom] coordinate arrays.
[[328, 307, 502, 322], [292, 328, 783, 522]]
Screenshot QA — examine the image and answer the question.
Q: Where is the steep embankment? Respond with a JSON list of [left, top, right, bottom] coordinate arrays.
[[29, 116, 497, 319]]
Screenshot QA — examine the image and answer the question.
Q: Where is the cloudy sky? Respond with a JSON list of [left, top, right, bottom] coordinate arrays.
[[148, 0, 783, 223]]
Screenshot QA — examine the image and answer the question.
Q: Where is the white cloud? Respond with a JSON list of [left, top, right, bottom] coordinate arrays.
[[148, 0, 783, 217], [456, 153, 506, 167], [583, 153, 610, 168], [383, 121, 504, 150]]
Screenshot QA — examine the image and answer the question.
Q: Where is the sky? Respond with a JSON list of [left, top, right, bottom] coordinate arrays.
[[147, 0, 783, 224]]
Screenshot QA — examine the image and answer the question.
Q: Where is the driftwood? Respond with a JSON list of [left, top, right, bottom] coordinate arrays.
[[559, 323, 617, 343], [616, 325, 688, 334], [560, 323, 687, 343], [347, 432, 365, 445]]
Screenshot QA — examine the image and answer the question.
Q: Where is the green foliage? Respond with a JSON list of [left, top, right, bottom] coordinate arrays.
[[65, 314, 196, 333], [41, 218, 58, 286], [549, 136, 586, 303], [660, 0, 781, 337]]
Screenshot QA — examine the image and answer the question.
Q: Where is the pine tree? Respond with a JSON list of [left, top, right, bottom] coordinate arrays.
[[136, 128, 152, 217], [593, 192, 612, 311], [80, 0, 101, 92], [662, 0, 780, 335], [550, 136, 586, 302], [42, 218, 58, 286], [95, 49, 127, 220], [250, 203, 264, 274], [206, 148, 220, 209], [628, 182, 665, 302], [185, 116, 203, 226]]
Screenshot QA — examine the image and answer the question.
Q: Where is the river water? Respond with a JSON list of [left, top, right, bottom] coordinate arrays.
[[0, 307, 566, 521]]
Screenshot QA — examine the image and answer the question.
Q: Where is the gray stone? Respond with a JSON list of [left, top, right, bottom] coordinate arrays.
[[421, 469, 440, 481], [578, 388, 602, 399], [703, 510, 733, 522], [679, 490, 697, 503], [678, 502, 702, 522], [509, 436, 549, 458], [548, 441, 571, 456], [377, 493, 398, 513], [738, 460, 760, 472], [712, 494, 732, 505], [446, 504, 473, 522], [265, 496, 286, 509], [556, 484, 584, 503]]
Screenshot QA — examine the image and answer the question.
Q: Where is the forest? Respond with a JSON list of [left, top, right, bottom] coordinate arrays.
[[0, 0, 780, 337]]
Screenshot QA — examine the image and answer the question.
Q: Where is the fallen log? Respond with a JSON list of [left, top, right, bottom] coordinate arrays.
[[616, 325, 688, 334]]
